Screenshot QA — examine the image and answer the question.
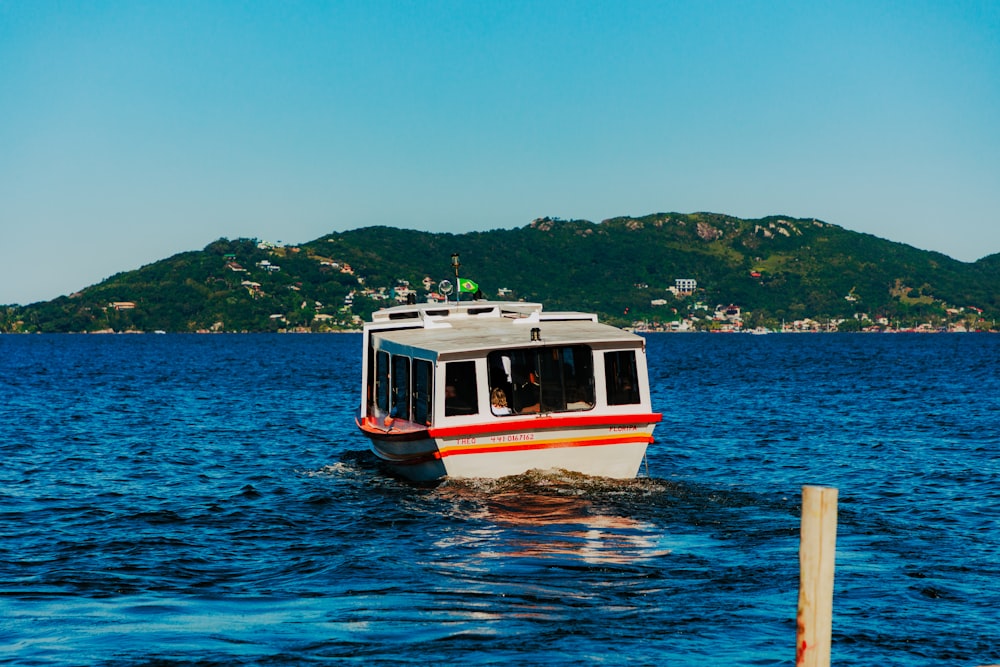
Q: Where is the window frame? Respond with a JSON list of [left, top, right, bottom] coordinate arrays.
[[604, 350, 641, 406]]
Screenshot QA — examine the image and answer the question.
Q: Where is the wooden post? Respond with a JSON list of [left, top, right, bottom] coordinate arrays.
[[796, 485, 838, 667]]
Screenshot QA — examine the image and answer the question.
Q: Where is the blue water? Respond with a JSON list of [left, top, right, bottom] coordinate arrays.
[[1, 332, 998, 666]]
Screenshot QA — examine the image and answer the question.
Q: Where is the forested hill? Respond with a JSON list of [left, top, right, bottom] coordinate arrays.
[[3, 212, 999, 333]]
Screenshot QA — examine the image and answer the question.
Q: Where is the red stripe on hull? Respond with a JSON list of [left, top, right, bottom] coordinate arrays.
[[437, 434, 653, 459], [428, 412, 661, 438]]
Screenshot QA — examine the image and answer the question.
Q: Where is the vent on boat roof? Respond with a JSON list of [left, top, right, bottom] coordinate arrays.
[[425, 309, 450, 317], [468, 307, 496, 315], [388, 311, 420, 320]]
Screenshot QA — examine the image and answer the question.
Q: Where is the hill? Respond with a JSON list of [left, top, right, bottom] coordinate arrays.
[[2, 213, 998, 333]]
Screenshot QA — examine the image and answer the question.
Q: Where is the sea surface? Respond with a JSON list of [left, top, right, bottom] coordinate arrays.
[[1, 332, 998, 666]]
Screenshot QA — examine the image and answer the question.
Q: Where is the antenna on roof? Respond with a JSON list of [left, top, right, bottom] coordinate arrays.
[[451, 253, 461, 303]]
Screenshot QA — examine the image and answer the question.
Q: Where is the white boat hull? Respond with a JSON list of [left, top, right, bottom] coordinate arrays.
[[437, 441, 650, 480], [364, 415, 659, 483]]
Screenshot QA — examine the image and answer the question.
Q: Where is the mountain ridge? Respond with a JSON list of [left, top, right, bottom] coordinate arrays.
[[3, 212, 998, 333]]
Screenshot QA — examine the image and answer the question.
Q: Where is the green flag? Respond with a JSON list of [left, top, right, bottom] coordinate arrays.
[[458, 279, 479, 293]]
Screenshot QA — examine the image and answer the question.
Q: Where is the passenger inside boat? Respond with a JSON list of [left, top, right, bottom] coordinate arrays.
[[488, 347, 597, 415], [490, 387, 511, 415], [514, 370, 541, 413], [566, 386, 594, 410]]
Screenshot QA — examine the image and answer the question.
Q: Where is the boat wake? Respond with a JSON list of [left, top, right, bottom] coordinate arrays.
[[428, 470, 676, 567]]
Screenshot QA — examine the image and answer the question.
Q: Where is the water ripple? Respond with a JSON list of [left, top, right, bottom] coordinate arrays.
[[1, 333, 999, 665]]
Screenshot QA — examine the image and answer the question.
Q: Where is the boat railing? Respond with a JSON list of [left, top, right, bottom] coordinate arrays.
[[370, 301, 547, 326]]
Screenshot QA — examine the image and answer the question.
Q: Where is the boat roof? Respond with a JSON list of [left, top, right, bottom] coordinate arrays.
[[366, 301, 644, 357]]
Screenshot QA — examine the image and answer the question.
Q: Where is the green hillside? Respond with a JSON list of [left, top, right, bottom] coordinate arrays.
[[3, 213, 998, 333]]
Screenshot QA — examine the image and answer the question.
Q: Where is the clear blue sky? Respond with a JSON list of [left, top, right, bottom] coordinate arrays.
[[2, 0, 998, 305]]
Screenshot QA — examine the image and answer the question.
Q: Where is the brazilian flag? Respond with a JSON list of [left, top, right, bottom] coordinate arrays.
[[458, 279, 479, 293]]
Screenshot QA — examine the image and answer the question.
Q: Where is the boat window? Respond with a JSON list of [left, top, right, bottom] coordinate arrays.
[[556, 346, 595, 411], [488, 346, 594, 415], [391, 355, 410, 421], [375, 350, 390, 413], [366, 343, 376, 413], [413, 359, 433, 425], [605, 350, 640, 405], [444, 361, 478, 416]]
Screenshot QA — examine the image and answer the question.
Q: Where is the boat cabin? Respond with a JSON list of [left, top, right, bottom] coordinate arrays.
[[359, 301, 652, 431]]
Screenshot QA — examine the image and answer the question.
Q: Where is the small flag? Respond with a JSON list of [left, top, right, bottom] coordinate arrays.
[[458, 279, 479, 293]]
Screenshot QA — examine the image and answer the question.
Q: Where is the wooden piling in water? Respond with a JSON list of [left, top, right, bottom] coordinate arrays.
[[796, 485, 838, 667]]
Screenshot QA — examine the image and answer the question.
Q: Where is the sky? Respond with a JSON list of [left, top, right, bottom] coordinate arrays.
[[1, 0, 998, 305]]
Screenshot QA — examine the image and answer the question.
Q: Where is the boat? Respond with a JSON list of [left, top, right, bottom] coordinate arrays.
[[356, 299, 662, 482]]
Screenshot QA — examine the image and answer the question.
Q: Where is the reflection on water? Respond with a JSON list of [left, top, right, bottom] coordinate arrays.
[[434, 471, 672, 565]]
